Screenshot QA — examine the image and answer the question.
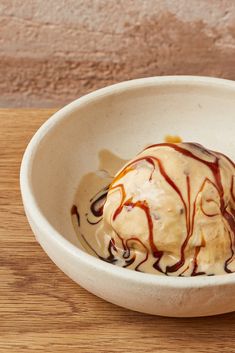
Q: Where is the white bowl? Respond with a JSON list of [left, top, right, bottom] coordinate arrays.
[[20, 76, 235, 317]]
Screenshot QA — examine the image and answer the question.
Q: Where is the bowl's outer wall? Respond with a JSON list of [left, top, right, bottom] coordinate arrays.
[[25, 206, 235, 317]]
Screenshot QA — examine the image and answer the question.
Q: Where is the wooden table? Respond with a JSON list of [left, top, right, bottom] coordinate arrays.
[[0, 109, 234, 353]]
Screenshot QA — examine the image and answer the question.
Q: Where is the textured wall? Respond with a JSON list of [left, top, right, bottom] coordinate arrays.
[[0, 0, 235, 107]]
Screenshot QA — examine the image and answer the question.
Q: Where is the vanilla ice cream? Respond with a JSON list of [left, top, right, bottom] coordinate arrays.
[[92, 142, 235, 276]]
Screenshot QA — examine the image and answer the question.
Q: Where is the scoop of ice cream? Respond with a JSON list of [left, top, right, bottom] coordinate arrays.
[[96, 142, 235, 276]]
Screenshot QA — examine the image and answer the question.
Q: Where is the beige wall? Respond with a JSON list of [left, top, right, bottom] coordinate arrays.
[[0, 0, 235, 107]]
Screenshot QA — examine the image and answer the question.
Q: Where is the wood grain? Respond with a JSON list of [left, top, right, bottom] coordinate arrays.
[[0, 109, 235, 353]]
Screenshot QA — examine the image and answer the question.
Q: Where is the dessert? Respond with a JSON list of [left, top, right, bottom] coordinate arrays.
[[72, 143, 235, 276]]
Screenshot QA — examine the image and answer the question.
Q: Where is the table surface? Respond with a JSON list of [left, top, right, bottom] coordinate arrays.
[[1, 109, 235, 353]]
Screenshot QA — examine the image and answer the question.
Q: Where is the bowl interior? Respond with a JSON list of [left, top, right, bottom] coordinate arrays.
[[29, 78, 235, 250]]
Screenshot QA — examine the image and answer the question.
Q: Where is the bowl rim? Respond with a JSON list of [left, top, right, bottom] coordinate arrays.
[[20, 75, 235, 288]]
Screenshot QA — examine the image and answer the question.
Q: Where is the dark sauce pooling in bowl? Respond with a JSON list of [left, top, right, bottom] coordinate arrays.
[[87, 185, 110, 224], [71, 205, 80, 227]]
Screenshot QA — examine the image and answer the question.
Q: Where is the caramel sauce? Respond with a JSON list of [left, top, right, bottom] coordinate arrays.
[[72, 143, 235, 276]]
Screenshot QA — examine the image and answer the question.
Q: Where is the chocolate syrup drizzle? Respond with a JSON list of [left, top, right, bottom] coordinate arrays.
[[87, 185, 110, 225], [72, 143, 235, 276], [71, 205, 80, 226]]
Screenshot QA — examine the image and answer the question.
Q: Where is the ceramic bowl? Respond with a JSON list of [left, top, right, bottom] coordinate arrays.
[[20, 76, 235, 317]]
